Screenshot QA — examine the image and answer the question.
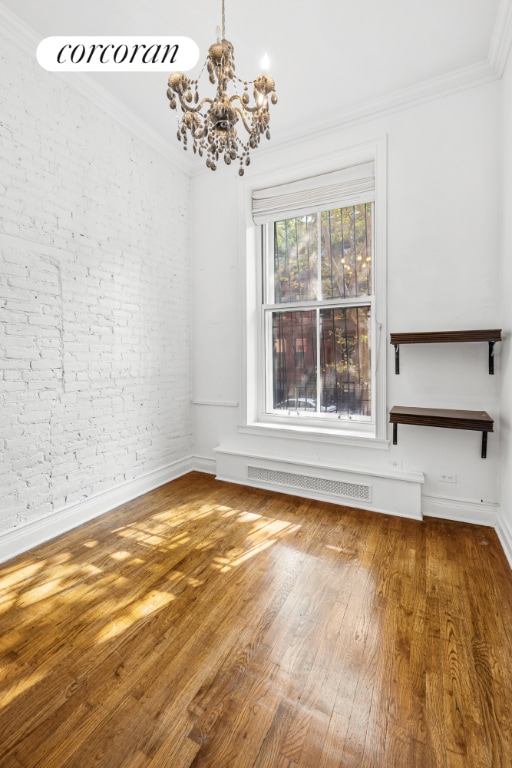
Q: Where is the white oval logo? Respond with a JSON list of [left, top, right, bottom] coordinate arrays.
[[36, 36, 200, 72]]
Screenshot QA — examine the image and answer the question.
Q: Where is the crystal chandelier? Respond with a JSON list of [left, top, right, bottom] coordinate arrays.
[[166, 0, 277, 175]]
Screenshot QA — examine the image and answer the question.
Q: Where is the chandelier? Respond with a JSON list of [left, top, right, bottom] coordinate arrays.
[[166, 0, 277, 175]]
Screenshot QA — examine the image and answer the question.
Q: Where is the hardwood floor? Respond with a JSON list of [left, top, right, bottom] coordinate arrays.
[[1, 471, 512, 767]]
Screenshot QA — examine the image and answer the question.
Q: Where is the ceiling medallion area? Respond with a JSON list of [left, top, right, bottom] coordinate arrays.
[[166, 0, 277, 175]]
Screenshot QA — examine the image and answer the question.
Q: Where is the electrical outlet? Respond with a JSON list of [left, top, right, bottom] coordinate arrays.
[[388, 459, 402, 469], [440, 473, 457, 483]]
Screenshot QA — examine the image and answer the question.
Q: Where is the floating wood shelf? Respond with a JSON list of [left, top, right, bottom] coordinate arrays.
[[389, 406, 494, 458], [390, 329, 502, 374]]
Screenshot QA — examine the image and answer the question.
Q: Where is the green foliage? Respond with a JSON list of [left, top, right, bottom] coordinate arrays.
[[271, 203, 373, 415], [273, 204, 372, 303]]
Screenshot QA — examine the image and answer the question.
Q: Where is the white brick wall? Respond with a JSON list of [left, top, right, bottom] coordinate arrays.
[[0, 34, 192, 534]]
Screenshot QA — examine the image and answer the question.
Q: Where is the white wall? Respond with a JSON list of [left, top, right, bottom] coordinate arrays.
[[0, 34, 192, 546], [498, 50, 512, 562], [191, 82, 501, 523]]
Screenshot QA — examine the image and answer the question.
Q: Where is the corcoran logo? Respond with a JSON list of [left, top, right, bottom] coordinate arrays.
[[36, 36, 199, 72]]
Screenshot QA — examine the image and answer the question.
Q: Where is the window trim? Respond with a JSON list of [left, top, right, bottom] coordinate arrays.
[[239, 137, 388, 445]]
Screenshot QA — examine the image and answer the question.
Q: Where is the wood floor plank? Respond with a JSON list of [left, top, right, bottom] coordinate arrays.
[[189, 658, 283, 767], [0, 472, 511, 767], [383, 723, 428, 768], [295, 710, 331, 766], [317, 709, 350, 768], [146, 734, 200, 768], [253, 701, 297, 768]]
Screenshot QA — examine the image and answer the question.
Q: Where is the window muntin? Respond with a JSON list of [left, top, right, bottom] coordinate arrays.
[[263, 203, 374, 424]]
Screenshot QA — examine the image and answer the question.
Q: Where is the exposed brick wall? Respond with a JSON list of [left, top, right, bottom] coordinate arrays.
[[0, 35, 192, 533]]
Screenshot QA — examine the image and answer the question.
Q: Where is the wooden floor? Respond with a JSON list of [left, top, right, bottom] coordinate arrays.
[[1, 473, 512, 767]]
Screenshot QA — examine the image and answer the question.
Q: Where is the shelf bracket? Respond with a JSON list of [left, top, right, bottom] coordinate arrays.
[[392, 423, 398, 445], [394, 344, 400, 375], [481, 431, 487, 459], [489, 341, 495, 375]]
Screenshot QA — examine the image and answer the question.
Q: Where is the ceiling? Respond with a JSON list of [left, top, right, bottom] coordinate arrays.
[[1, 0, 504, 158]]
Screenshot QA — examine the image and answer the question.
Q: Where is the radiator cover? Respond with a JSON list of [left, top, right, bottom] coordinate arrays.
[[248, 465, 372, 503]]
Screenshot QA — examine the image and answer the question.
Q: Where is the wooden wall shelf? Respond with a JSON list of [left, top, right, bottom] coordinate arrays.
[[390, 329, 502, 374], [389, 406, 494, 458]]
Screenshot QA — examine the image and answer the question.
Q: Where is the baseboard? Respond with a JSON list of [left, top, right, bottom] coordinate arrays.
[[422, 494, 499, 526], [192, 455, 216, 475], [496, 509, 512, 570], [0, 456, 195, 564]]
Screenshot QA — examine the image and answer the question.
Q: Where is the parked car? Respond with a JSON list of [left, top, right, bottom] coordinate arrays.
[[276, 398, 336, 412]]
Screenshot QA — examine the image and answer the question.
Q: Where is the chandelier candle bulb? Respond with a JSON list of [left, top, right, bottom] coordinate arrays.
[[166, 0, 277, 174]]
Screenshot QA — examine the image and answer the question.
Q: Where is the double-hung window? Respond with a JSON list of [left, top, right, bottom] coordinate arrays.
[[252, 161, 377, 435]]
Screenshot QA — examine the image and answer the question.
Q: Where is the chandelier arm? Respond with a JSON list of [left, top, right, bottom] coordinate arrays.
[[229, 94, 261, 114], [231, 106, 256, 135], [174, 93, 215, 113], [193, 96, 215, 112]]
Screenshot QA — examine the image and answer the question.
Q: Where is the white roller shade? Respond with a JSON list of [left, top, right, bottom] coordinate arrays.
[[252, 161, 375, 225]]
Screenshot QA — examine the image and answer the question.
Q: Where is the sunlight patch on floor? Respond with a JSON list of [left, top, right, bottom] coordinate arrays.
[[0, 669, 47, 709], [17, 577, 68, 607], [116, 525, 193, 551], [236, 510, 262, 523], [207, 518, 303, 572], [221, 539, 277, 570], [95, 590, 176, 644], [0, 561, 44, 592], [83, 540, 99, 548], [110, 550, 133, 562]]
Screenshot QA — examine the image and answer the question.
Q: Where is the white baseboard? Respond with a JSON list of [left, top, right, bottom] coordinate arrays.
[[496, 510, 512, 570], [0, 457, 195, 564], [422, 494, 499, 526], [192, 455, 216, 475]]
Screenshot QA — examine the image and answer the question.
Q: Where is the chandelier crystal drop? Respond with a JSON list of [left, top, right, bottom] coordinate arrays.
[[166, 0, 277, 175]]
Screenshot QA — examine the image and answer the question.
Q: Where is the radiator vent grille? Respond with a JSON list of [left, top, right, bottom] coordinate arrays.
[[248, 466, 371, 502]]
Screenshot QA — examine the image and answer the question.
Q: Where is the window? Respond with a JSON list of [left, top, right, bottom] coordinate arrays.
[[249, 158, 382, 437], [264, 202, 373, 424]]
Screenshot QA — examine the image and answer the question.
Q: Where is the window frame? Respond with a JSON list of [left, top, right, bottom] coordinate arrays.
[[261, 207, 375, 429], [240, 138, 388, 446]]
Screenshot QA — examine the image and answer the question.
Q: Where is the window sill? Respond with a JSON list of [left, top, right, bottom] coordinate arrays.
[[239, 421, 389, 449]]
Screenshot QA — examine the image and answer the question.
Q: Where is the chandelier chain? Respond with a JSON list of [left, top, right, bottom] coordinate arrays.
[[222, 0, 225, 40]]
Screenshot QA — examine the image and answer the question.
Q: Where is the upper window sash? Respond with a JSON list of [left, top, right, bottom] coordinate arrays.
[[264, 203, 374, 308]]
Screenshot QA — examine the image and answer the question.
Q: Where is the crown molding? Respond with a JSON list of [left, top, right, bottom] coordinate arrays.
[[259, 59, 499, 162], [0, 2, 192, 174], [0, 1, 38, 55], [2, 0, 510, 181], [489, 0, 512, 76]]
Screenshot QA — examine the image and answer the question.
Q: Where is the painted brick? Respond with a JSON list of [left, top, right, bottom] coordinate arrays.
[[0, 33, 192, 536]]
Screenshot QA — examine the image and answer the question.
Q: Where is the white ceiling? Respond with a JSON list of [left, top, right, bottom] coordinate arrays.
[[1, 0, 504, 154]]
